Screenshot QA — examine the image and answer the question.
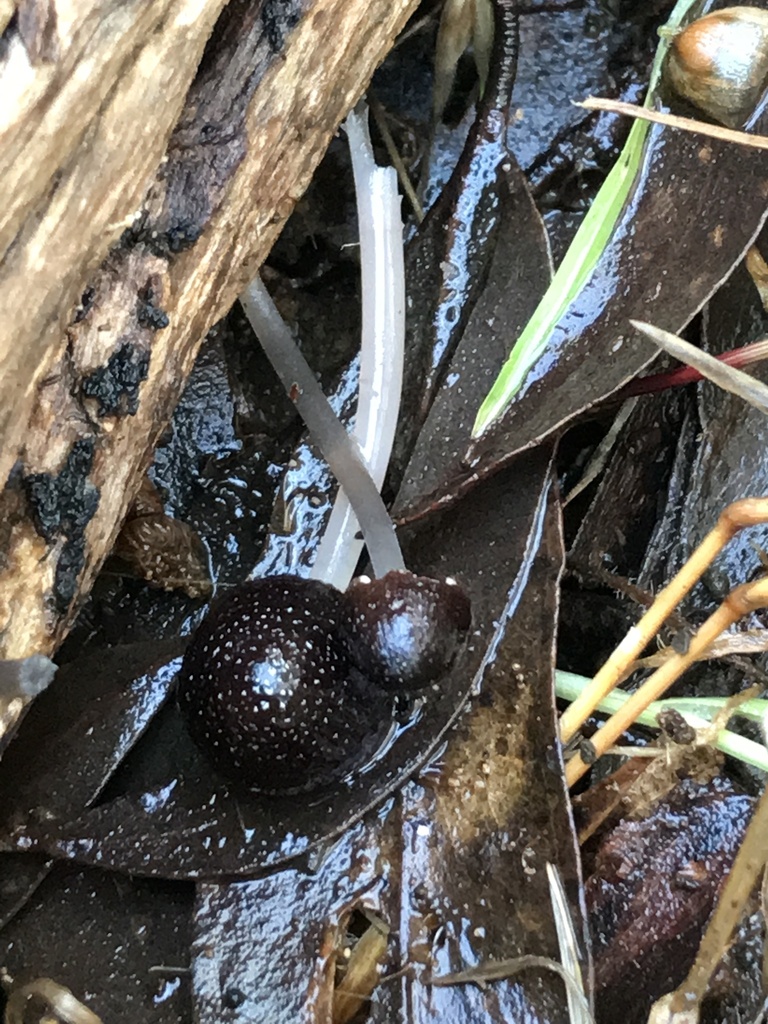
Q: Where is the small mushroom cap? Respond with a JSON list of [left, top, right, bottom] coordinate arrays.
[[666, 8, 768, 129], [344, 571, 471, 691]]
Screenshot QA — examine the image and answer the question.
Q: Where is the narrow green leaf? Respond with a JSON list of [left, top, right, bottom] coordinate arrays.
[[472, 0, 702, 437], [556, 670, 768, 773]]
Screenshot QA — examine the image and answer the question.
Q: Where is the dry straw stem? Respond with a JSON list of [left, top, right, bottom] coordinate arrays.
[[559, 498, 768, 751], [4, 976, 102, 1024], [0, 0, 418, 658], [332, 916, 389, 1024], [576, 97, 768, 151], [566, 574, 768, 786]]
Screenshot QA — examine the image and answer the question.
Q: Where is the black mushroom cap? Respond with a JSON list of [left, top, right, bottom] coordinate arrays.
[[343, 571, 472, 691], [178, 576, 388, 795], [178, 572, 472, 795]]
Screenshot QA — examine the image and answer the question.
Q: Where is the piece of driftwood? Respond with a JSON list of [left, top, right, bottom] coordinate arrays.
[[0, 0, 418, 658]]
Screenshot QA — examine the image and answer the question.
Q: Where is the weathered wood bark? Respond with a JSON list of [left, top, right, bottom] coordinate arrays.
[[0, 0, 229, 486], [0, 0, 418, 658]]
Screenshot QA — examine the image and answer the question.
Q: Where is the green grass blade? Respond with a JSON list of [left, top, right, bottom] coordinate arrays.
[[472, 0, 701, 437], [556, 670, 768, 774]]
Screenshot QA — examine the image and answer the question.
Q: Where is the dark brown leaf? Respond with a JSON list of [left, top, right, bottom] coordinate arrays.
[[587, 776, 754, 1024], [396, 111, 768, 522]]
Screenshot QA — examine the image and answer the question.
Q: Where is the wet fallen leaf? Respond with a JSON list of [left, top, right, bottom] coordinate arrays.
[[0, 866, 192, 1023], [396, 104, 768, 522], [586, 776, 754, 1024]]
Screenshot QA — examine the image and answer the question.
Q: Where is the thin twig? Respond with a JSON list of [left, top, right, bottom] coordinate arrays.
[[576, 97, 768, 151], [368, 93, 424, 222], [620, 337, 768, 398], [429, 954, 594, 1022]]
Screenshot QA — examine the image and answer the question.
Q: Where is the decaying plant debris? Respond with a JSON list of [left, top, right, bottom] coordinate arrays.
[[2, 1, 768, 1023]]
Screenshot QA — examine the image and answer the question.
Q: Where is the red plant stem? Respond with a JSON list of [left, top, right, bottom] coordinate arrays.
[[620, 338, 768, 398]]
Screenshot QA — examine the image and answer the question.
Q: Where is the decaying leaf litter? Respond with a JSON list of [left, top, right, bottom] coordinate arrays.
[[2, 1, 768, 1022]]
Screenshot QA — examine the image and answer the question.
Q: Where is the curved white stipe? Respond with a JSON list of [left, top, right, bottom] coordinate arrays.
[[310, 103, 405, 590]]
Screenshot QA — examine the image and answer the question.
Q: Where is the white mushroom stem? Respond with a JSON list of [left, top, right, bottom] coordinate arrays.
[[310, 103, 405, 589], [241, 274, 405, 582]]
